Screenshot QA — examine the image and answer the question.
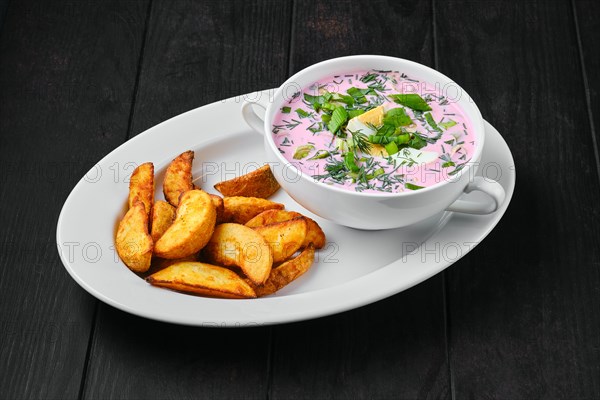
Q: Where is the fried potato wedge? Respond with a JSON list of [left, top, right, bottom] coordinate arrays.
[[128, 162, 154, 215], [150, 200, 176, 242], [204, 223, 273, 285], [154, 190, 216, 259], [209, 194, 225, 224], [252, 244, 315, 297], [214, 164, 280, 198], [222, 196, 284, 224], [146, 261, 256, 299], [149, 253, 198, 275], [115, 199, 153, 273], [245, 209, 302, 227], [246, 209, 326, 249], [252, 217, 307, 263], [163, 150, 194, 207]]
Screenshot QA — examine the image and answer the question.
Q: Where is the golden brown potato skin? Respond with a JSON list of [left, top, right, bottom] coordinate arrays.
[[252, 217, 307, 263], [154, 190, 216, 259], [146, 261, 256, 299], [128, 162, 154, 215], [209, 194, 225, 224], [245, 209, 326, 249], [163, 150, 194, 207], [203, 223, 273, 285], [115, 199, 154, 273], [222, 196, 284, 224], [252, 244, 315, 297], [214, 164, 280, 198], [150, 200, 176, 242]]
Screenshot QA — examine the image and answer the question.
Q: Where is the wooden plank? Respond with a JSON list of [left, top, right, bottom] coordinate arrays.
[[82, 2, 293, 399], [271, 279, 450, 399], [0, 1, 150, 399], [129, 0, 293, 136], [574, 0, 600, 180], [270, 2, 451, 399], [435, 1, 600, 398]]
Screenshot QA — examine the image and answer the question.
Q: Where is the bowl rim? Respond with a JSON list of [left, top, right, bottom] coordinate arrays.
[[263, 54, 485, 198]]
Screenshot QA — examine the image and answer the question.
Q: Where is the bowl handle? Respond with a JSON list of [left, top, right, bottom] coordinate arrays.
[[446, 176, 506, 214], [241, 95, 270, 135]]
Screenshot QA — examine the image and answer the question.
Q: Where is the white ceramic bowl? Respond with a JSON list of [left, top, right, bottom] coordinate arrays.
[[242, 55, 505, 229]]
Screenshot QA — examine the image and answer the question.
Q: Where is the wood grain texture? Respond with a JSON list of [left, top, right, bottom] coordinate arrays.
[[435, 1, 600, 398], [271, 279, 450, 400], [0, 0, 150, 399], [289, 0, 434, 72], [129, 0, 293, 136], [82, 1, 293, 399], [574, 0, 600, 181], [270, 2, 451, 399]]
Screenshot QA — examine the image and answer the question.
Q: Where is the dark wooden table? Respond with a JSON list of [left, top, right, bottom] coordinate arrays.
[[2, 1, 599, 399]]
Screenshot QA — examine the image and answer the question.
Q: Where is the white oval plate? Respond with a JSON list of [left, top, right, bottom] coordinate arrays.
[[56, 90, 515, 327]]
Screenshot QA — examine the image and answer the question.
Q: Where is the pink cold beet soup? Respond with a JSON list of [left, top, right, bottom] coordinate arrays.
[[271, 69, 476, 194]]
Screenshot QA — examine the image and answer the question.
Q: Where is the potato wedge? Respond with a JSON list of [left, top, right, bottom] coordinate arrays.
[[222, 196, 284, 224], [245, 209, 303, 227], [209, 194, 225, 224], [146, 261, 256, 299], [146, 253, 198, 276], [128, 162, 154, 215], [150, 200, 176, 242], [163, 150, 194, 206], [246, 210, 326, 249], [252, 244, 315, 297], [214, 164, 280, 198], [115, 199, 153, 273], [203, 223, 272, 285], [154, 190, 216, 259], [252, 217, 307, 263]]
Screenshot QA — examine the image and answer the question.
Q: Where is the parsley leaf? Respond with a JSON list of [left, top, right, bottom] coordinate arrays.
[[384, 107, 413, 127], [389, 94, 432, 111], [408, 135, 427, 150], [348, 109, 365, 119], [327, 106, 348, 134], [330, 93, 355, 106], [405, 183, 424, 190], [346, 87, 370, 103]]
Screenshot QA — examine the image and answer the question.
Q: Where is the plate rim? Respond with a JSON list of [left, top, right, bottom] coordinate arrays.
[[56, 90, 516, 327]]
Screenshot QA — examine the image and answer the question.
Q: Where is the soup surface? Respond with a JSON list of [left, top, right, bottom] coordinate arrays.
[[272, 70, 475, 193]]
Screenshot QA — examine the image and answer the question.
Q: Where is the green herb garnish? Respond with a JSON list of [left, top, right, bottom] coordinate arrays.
[[424, 112, 441, 131], [348, 109, 365, 119], [344, 151, 360, 173], [330, 93, 355, 106], [384, 107, 413, 127], [408, 135, 427, 150], [327, 106, 348, 134], [349, 131, 372, 154], [347, 87, 370, 103], [308, 149, 330, 160], [303, 93, 329, 112], [293, 144, 315, 159], [389, 94, 432, 111], [439, 119, 458, 130], [360, 72, 377, 83], [405, 183, 424, 190], [295, 108, 311, 118], [281, 106, 291, 114], [385, 141, 399, 155]]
